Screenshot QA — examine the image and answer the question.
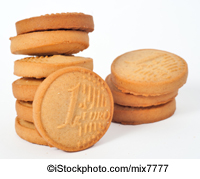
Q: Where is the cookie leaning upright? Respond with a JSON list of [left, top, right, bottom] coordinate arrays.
[[111, 49, 188, 96], [10, 13, 94, 55], [33, 67, 114, 152]]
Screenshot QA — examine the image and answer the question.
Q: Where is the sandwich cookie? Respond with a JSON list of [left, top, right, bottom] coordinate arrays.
[[15, 117, 48, 146], [106, 74, 178, 107], [33, 67, 114, 152], [111, 49, 188, 96], [113, 99, 176, 125], [14, 55, 93, 78]]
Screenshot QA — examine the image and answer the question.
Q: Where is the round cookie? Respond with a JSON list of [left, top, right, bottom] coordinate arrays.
[[15, 117, 48, 146], [33, 67, 114, 152], [106, 74, 178, 107], [113, 99, 176, 125], [16, 100, 33, 123], [14, 55, 93, 78], [16, 12, 94, 35], [10, 30, 89, 55], [111, 49, 188, 96], [12, 78, 43, 101]]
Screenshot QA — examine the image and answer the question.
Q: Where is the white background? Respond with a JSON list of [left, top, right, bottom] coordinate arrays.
[[0, 0, 200, 162]]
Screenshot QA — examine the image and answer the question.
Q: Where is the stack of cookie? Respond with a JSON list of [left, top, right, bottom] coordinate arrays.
[[106, 49, 188, 125], [10, 13, 95, 146]]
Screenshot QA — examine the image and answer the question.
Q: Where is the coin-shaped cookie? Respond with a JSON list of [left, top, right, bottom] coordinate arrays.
[[111, 49, 188, 96], [33, 67, 114, 152]]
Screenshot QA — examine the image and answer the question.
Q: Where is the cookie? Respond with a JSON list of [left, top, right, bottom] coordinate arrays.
[[10, 30, 89, 55], [15, 117, 48, 146], [16, 100, 33, 123], [106, 74, 178, 107], [113, 99, 176, 125], [14, 55, 93, 78], [33, 67, 114, 152], [12, 78, 43, 101], [16, 12, 94, 35], [111, 49, 188, 96]]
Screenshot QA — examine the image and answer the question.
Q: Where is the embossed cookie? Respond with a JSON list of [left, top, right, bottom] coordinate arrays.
[[14, 55, 93, 78], [113, 99, 176, 125], [16, 100, 33, 123], [111, 49, 188, 96], [16, 12, 94, 35], [12, 78, 43, 101], [33, 67, 114, 152], [10, 30, 89, 55], [106, 74, 178, 107], [15, 117, 48, 146]]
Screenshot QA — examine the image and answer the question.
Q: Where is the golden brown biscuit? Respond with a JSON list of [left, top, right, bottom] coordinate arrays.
[[33, 67, 114, 152], [16, 100, 33, 123], [10, 30, 89, 55], [111, 49, 188, 96], [12, 78, 43, 101], [113, 99, 176, 125], [16, 12, 94, 35], [106, 74, 178, 107], [15, 117, 48, 146], [14, 55, 93, 78]]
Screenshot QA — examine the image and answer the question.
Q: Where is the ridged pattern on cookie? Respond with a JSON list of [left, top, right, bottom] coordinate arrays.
[[33, 67, 114, 152], [15, 117, 48, 146], [10, 30, 89, 55], [16, 12, 94, 35], [113, 99, 176, 125], [111, 49, 188, 96], [14, 55, 93, 78], [105, 74, 178, 107]]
